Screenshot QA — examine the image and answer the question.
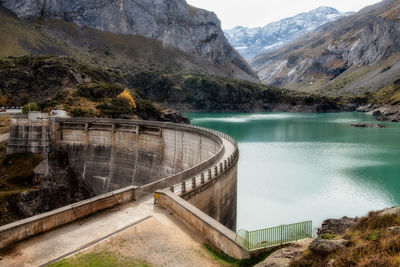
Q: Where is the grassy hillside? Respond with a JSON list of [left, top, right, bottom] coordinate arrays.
[[291, 210, 400, 266]]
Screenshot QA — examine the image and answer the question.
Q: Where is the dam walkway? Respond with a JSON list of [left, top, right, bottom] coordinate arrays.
[[1, 133, 237, 266], [1, 196, 220, 267]]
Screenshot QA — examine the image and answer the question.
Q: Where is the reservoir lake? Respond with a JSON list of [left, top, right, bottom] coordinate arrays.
[[187, 112, 400, 231]]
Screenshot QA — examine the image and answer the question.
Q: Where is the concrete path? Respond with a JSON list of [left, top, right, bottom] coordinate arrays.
[[1, 196, 156, 266], [1, 196, 223, 266]]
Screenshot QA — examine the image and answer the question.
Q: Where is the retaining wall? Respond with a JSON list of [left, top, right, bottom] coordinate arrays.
[[155, 189, 249, 259], [0, 186, 136, 249]]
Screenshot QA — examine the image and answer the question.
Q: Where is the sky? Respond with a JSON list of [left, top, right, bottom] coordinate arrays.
[[186, 0, 382, 29]]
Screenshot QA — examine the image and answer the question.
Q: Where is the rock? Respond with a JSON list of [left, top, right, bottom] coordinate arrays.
[[350, 123, 386, 128], [249, 0, 400, 94], [159, 109, 190, 124], [50, 110, 69, 118], [255, 238, 314, 267], [309, 238, 350, 254], [372, 109, 383, 116], [378, 207, 400, 217], [387, 226, 400, 232], [1, 0, 256, 79], [356, 105, 373, 112], [318, 217, 358, 236], [224, 7, 350, 60]]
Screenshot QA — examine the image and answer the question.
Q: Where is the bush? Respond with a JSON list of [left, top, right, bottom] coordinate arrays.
[[116, 89, 136, 110], [22, 103, 38, 114]]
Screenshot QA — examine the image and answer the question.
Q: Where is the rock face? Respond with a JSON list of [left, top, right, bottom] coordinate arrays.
[[225, 7, 352, 60], [1, 0, 255, 79], [250, 0, 400, 94]]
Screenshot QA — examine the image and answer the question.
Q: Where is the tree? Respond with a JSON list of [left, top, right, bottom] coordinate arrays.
[[22, 103, 39, 114], [116, 89, 136, 110], [0, 95, 8, 106]]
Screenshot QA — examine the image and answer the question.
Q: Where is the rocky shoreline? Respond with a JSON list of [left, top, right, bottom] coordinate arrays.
[[357, 104, 400, 122]]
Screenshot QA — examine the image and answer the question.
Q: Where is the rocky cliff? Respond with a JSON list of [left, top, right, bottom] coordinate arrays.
[[225, 7, 352, 60], [250, 0, 400, 95], [1, 0, 256, 80]]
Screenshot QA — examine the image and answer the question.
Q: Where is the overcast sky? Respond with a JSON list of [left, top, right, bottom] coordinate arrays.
[[186, 0, 382, 29]]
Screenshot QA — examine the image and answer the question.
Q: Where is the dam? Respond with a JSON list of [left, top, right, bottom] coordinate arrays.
[[1, 113, 246, 259]]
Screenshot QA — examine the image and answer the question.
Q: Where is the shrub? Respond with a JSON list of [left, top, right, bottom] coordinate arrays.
[[22, 103, 38, 114], [116, 89, 136, 110], [0, 95, 8, 106]]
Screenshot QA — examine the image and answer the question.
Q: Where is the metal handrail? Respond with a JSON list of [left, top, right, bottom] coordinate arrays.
[[236, 220, 313, 251]]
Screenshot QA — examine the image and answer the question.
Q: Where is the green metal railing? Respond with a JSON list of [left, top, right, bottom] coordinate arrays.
[[236, 221, 312, 251]]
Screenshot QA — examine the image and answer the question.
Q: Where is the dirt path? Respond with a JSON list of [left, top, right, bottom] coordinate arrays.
[[53, 216, 223, 267]]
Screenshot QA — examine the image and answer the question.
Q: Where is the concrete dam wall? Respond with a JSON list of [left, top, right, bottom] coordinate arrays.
[[8, 116, 223, 195], [3, 115, 242, 256], [54, 119, 222, 194]]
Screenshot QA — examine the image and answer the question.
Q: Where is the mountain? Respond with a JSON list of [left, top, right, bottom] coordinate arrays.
[[224, 7, 353, 60], [0, 4, 346, 116], [0, 0, 257, 81], [250, 0, 400, 96]]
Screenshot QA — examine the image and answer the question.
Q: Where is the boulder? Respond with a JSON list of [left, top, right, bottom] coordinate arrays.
[[318, 217, 358, 235], [50, 110, 69, 118], [378, 207, 400, 217], [309, 239, 349, 254]]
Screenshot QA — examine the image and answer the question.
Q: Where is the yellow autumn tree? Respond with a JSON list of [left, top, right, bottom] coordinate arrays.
[[0, 95, 8, 106], [116, 89, 136, 110]]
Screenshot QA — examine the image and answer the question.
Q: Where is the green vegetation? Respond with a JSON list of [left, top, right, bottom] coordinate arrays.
[[77, 83, 124, 100], [202, 244, 273, 267], [22, 103, 38, 114], [319, 233, 335, 240], [291, 212, 400, 267], [48, 251, 149, 267]]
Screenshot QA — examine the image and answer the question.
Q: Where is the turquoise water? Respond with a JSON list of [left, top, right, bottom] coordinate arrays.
[[186, 112, 400, 231]]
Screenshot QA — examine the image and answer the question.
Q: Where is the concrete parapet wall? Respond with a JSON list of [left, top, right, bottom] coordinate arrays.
[[182, 155, 238, 231], [155, 189, 249, 259], [0, 186, 137, 249]]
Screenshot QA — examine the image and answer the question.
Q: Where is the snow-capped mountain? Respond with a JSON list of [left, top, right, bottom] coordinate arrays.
[[224, 7, 354, 60]]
